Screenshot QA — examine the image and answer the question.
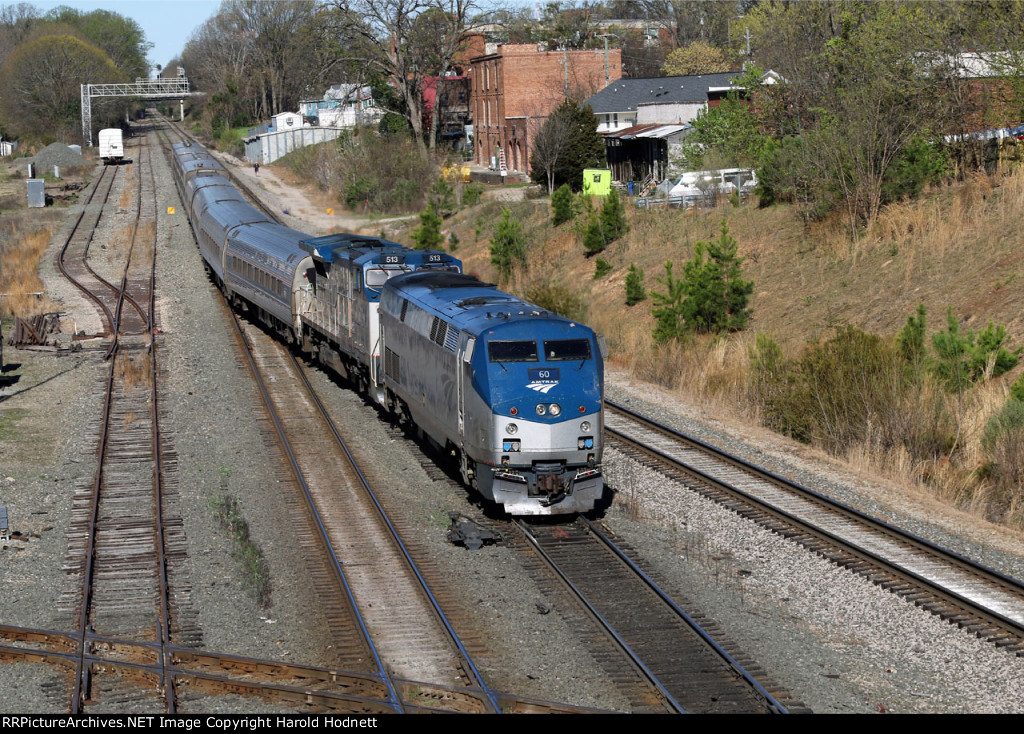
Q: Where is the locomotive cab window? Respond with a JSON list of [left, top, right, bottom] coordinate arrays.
[[544, 339, 592, 361], [365, 266, 411, 289], [488, 340, 538, 363]]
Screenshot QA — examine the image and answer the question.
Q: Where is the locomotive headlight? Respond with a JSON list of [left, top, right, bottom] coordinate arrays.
[[536, 404, 547, 416], [549, 403, 561, 417], [580, 421, 591, 432], [505, 423, 518, 435]]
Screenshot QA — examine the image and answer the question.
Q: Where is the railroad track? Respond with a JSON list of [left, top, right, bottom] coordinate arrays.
[[4, 117, 607, 714], [153, 115, 509, 712], [57, 128, 198, 712], [604, 399, 1024, 657], [55, 157, 149, 342], [512, 516, 792, 713]]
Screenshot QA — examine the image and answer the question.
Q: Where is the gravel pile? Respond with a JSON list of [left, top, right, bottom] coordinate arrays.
[[1, 127, 1023, 713], [26, 143, 90, 172]]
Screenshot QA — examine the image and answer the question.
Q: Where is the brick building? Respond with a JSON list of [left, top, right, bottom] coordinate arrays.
[[470, 44, 622, 174]]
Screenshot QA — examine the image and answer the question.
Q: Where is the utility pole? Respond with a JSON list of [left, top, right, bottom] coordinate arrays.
[[596, 33, 612, 87], [561, 49, 569, 99]]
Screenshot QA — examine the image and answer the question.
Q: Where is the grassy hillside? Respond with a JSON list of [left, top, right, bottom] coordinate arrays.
[[400, 170, 1024, 527]]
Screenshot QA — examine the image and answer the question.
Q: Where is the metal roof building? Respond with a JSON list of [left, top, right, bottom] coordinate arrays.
[[586, 73, 740, 133]]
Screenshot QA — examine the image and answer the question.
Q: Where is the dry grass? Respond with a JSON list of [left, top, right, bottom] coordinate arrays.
[[128, 221, 156, 274], [403, 172, 1024, 530], [114, 348, 152, 390], [118, 164, 136, 209], [0, 224, 58, 318]]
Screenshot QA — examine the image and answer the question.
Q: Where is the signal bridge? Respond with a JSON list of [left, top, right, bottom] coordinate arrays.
[[81, 68, 203, 147]]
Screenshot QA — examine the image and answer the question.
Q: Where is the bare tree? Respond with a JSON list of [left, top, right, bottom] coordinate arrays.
[[331, 0, 486, 151], [530, 109, 574, 193]]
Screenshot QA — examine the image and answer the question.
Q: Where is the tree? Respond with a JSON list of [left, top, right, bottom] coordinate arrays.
[[599, 187, 627, 241], [0, 33, 125, 141], [551, 183, 573, 225], [582, 210, 605, 255], [661, 40, 733, 76], [636, 0, 734, 52], [896, 303, 928, 379], [331, 0, 483, 152], [742, 2, 948, 230], [490, 208, 527, 281], [530, 99, 605, 192], [43, 6, 151, 80], [183, 1, 336, 129], [536, 1, 597, 50], [624, 263, 645, 306], [0, 3, 40, 68], [650, 220, 752, 339], [411, 201, 443, 250], [674, 65, 774, 171]]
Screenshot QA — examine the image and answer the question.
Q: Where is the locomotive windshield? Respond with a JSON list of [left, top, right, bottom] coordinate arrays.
[[365, 266, 411, 289], [544, 339, 592, 361], [488, 340, 538, 363]]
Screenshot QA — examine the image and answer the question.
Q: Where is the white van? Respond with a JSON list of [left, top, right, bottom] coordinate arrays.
[[667, 168, 756, 206]]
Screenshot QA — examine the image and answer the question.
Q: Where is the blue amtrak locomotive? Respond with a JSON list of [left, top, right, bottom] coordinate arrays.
[[379, 272, 604, 515], [169, 137, 604, 515]]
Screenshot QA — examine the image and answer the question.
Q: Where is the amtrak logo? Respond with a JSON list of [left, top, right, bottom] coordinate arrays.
[[527, 382, 557, 394]]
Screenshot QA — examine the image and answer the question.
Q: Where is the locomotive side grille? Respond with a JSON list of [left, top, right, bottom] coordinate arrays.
[[384, 347, 400, 382], [444, 326, 460, 352], [430, 316, 447, 346]]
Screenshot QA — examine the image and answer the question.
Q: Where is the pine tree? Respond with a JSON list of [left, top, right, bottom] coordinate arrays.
[[649, 220, 753, 339], [490, 208, 527, 281], [650, 261, 687, 342], [551, 183, 573, 225], [411, 201, 443, 250], [600, 188, 628, 241], [582, 210, 606, 256], [594, 257, 612, 278], [625, 263, 646, 306]]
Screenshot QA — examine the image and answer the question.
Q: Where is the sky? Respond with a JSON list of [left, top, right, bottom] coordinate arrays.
[[31, 0, 223, 73]]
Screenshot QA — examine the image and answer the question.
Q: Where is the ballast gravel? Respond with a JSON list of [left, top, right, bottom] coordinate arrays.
[[2, 134, 1023, 713]]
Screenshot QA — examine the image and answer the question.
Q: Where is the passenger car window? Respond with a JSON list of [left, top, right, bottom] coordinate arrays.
[[488, 340, 538, 363], [543, 339, 592, 361]]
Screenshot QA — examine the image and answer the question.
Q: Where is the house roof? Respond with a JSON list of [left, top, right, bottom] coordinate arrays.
[[603, 123, 689, 140], [585, 73, 739, 114]]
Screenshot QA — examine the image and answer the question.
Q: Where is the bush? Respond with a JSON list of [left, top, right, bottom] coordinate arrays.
[[525, 281, 587, 322], [795, 326, 904, 453], [344, 177, 373, 210], [931, 309, 1021, 392], [982, 399, 1024, 519], [882, 134, 950, 204], [463, 184, 484, 207], [216, 127, 245, 158], [594, 257, 612, 278], [279, 128, 434, 214], [429, 177, 456, 217]]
